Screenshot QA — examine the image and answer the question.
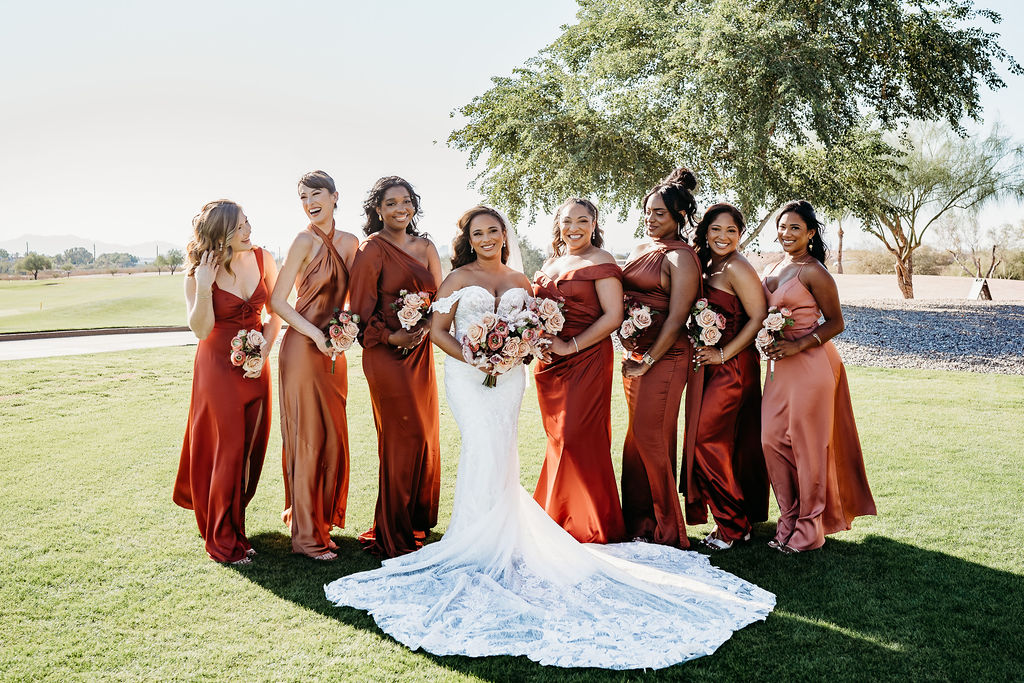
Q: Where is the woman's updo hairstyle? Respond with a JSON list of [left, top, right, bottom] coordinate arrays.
[[186, 199, 243, 277], [642, 167, 699, 240], [362, 175, 423, 237], [776, 200, 829, 266], [451, 206, 510, 269], [298, 170, 338, 212], [550, 197, 603, 256], [693, 203, 746, 272]]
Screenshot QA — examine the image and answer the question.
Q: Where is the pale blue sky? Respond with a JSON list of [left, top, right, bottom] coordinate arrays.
[[0, 1, 1021, 255]]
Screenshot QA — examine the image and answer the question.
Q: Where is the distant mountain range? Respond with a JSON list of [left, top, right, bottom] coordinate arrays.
[[0, 234, 184, 261]]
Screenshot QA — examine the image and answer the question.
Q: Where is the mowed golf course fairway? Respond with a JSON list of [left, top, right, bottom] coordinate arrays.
[[1, 344, 1022, 681]]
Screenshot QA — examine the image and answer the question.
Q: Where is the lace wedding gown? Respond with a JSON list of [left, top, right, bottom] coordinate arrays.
[[324, 286, 775, 669]]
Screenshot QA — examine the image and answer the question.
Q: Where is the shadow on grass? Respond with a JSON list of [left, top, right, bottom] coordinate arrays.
[[234, 532, 1024, 682]]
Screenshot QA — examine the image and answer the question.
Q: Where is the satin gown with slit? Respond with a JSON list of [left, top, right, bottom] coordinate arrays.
[[761, 265, 876, 551], [173, 247, 271, 564], [683, 286, 769, 543], [532, 263, 626, 544], [619, 239, 696, 548], [278, 225, 350, 557], [324, 286, 775, 670], [347, 233, 440, 558]]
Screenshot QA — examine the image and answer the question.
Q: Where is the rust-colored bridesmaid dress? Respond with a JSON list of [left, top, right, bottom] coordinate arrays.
[[620, 239, 696, 548], [173, 247, 271, 563], [683, 286, 769, 543], [347, 234, 440, 558], [279, 225, 350, 558], [532, 263, 626, 544], [761, 266, 876, 551]]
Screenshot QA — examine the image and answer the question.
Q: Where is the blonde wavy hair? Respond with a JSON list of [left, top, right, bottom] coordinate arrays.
[[186, 200, 243, 277]]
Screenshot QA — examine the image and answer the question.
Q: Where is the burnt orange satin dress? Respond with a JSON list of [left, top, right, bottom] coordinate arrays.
[[347, 233, 440, 558], [532, 263, 626, 544], [279, 225, 350, 557], [683, 287, 769, 543], [620, 240, 696, 548], [761, 267, 876, 551], [173, 247, 271, 563]]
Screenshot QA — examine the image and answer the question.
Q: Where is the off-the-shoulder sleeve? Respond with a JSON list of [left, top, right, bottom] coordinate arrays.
[[563, 263, 623, 282], [430, 289, 464, 314], [346, 239, 391, 348]]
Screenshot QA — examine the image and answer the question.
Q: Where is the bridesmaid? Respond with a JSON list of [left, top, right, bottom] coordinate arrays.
[[271, 170, 359, 561], [686, 203, 770, 550], [173, 200, 282, 564], [532, 198, 626, 544], [618, 169, 702, 548], [347, 176, 443, 558], [761, 200, 876, 554]]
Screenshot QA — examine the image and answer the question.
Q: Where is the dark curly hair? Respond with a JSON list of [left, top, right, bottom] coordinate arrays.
[[642, 167, 699, 240], [776, 200, 829, 266], [362, 176, 423, 237], [693, 203, 746, 272], [550, 197, 603, 257], [450, 206, 510, 269]]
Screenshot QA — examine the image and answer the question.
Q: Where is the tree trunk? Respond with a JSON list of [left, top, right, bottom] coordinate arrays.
[[895, 254, 914, 299], [836, 220, 845, 274]]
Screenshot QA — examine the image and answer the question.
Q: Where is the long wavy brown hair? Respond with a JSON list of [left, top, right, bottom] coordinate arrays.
[[550, 197, 602, 257], [450, 206, 510, 269], [186, 199, 242, 277]]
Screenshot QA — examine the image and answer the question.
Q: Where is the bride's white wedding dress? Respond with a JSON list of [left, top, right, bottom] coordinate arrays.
[[324, 286, 774, 669]]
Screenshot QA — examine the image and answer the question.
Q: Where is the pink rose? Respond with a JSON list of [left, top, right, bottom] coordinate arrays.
[[329, 324, 343, 339], [779, 307, 792, 318], [700, 325, 722, 346], [620, 319, 636, 338], [716, 313, 727, 329], [694, 298, 708, 311], [492, 356, 516, 374], [230, 349, 246, 366], [537, 298, 560, 317], [764, 312, 785, 332], [633, 308, 653, 329], [246, 329, 265, 349], [487, 332, 504, 351], [397, 307, 422, 330], [342, 321, 359, 339], [242, 354, 263, 375], [488, 353, 504, 366], [462, 343, 476, 364], [465, 323, 488, 346], [755, 328, 773, 349], [336, 312, 351, 324], [696, 308, 718, 328], [544, 311, 565, 334], [230, 336, 244, 350], [331, 336, 353, 352]]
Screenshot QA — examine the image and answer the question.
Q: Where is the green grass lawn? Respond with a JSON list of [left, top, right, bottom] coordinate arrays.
[[0, 274, 185, 333], [1, 348, 1022, 681]]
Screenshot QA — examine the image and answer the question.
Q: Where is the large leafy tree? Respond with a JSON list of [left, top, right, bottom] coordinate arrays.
[[449, 0, 1018, 245], [17, 252, 52, 280], [865, 122, 1024, 297]]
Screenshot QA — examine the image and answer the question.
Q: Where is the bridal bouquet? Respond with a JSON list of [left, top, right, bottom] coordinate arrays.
[[392, 290, 432, 330], [619, 296, 656, 341], [325, 308, 360, 374], [687, 298, 726, 348], [229, 328, 265, 378], [461, 297, 565, 387], [755, 306, 795, 380]]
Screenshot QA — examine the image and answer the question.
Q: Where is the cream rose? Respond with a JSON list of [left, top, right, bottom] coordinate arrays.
[[696, 308, 718, 328], [480, 312, 498, 329], [700, 325, 722, 346], [342, 321, 359, 338], [502, 338, 525, 358], [764, 312, 785, 331], [537, 298, 560, 318], [465, 323, 488, 346], [397, 307, 422, 329], [633, 308, 653, 329], [620, 319, 636, 338], [246, 329, 265, 348], [544, 311, 565, 334], [242, 354, 263, 375]]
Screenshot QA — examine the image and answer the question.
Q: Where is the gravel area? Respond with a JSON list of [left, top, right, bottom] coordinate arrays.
[[832, 300, 1024, 375]]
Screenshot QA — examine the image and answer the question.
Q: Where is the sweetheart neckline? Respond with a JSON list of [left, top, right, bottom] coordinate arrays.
[[455, 284, 530, 301]]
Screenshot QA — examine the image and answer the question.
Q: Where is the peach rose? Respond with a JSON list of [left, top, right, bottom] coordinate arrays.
[[700, 325, 722, 346], [465, 322, 488, 346], [480, 312, 498, 329], [764, 312, 785, 331], [502, 338, 525, 358], [544, 311, 565, 334], [397, 307, 423, 329], [538, 298, 560, 318], [342, 321, 359, 338], [755, 328, 773, 349], [230, 349, 246, 366], [696, 308, 718, 328], [242, 354, 263, 375], [633, 308, 653, 329], [492, 356, 516, 374], [620, 319, 636, 338]]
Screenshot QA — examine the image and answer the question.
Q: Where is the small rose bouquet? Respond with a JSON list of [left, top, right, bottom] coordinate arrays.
[[687, 298, 727, 349], [392, 289, 432, 330], [460, 297, 564, 387], [619, 296, 656, 342], [325, 308, 360, 374], [229, 328, 266, 378], [755, 306, 795, 380]]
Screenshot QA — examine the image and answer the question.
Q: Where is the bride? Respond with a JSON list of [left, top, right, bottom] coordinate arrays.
[[324, 206, 775, 670]]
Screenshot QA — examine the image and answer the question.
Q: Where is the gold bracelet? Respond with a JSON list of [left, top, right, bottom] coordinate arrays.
[[812, 332, 823, 346]]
